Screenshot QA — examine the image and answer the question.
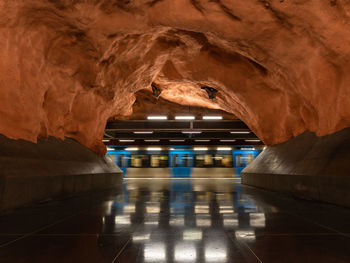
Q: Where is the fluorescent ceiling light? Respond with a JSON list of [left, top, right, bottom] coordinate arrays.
[[182, 131, 202, 134], [133, 131, 153, 134], [220, 139, 236, 142], [147, 147, 162, 151], [203, 116, 222, 120], [230, 131, 250, 134], [119, 139, 135, 142], [175, 116, 195, 120], [147, 116, 168, 120], [217, 147, 232, 151], [125, 147, 138, 151], [107, 147, 114, 151], [195, 139, 210, 142], [241, 147, 256, 150], [170, 139, 185, 142], [102, 139, 110, 142], [194, 147, 208, 151], [144, 139, 160, 142], [245, 139, 260, 142], [147, 116, 167, 120], [170, 148, 175, 150]]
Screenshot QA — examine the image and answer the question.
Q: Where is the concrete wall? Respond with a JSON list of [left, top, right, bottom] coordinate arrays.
[[242, 128, 350, 208], [0, 135, 123, 211]]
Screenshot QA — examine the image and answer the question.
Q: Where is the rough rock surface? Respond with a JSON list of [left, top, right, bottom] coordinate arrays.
[[0, 0, 350, 154], [116, 89, 237, 120]]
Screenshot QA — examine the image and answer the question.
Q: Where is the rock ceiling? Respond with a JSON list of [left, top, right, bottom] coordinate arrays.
[[0, 0, 349, 154]]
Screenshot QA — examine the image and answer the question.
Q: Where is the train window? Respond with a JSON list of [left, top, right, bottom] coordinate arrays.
[[235, 154, 254, 167], [131, 155, 150, 167], [148, 155, 169, 167], [196, 155, 205, 167], [150, 155, 160, 167], [214, 154, 233, 167], [195, 154, 214, 167], [159, 155, 169, 167]]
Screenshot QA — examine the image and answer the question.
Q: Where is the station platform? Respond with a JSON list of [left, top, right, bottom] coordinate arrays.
[[124, 167, 238, 178], [0, 174, 350, 262]]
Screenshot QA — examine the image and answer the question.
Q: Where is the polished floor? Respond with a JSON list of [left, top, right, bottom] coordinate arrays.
[[0, 178, 350, 262]]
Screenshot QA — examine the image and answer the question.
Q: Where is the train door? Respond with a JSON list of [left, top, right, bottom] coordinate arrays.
[[169, 149, 194, 178]]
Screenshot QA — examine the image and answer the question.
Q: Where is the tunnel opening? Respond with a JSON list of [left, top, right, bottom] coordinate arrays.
[[104, 88, 264, 179]]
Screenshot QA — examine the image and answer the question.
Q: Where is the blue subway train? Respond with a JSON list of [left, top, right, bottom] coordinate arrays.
[[107, 146, 261, 178]]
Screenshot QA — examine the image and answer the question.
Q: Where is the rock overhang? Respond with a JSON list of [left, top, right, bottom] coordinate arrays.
[[0, 0, 349, 155]]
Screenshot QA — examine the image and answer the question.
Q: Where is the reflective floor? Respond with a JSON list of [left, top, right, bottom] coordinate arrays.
[[1, 178, 350, 262]]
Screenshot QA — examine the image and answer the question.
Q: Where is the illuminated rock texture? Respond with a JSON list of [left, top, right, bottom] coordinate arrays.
[[115, 89, 237, 120], [0, 0, 349, 154]]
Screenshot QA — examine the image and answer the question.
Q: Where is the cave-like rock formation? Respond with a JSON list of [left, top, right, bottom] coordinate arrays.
[[115, 89, 237, 120], [1, 0, 350, 154]]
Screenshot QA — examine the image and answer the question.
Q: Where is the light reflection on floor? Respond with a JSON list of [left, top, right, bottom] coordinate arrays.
[[2, 177, 350, 262], [101, 178, 264, 262]]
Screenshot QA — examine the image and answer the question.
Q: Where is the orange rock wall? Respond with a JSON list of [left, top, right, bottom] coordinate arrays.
[[0, 0, 350, 154]]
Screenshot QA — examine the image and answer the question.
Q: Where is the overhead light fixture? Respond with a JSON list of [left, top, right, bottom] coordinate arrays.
[[107, 147, 114, 151], [230, 131, 250, 134], [195, 139, 210, 142], [119, 139, 135, 142], [245, 139, 260, 142], [194, 147, 208, 151], [147, 116, 167, 120], [203, 116, 222, 120], [102, 139, 110, 142], [144, 139, 160, 142], [169, 148, 175, 150], [133, 131, 154, 134], [241, 147, 256, 150], [170, 139, 185, 142], [220, 139, 236, 142], [175, 116, 195, 120], [217, 147, 232, 151], [147, 147, 162, 151], [125, 147, 139, 151], [182, 131, 202, 134], [201, 86, 218, 100], [151, 83, 162, 99]]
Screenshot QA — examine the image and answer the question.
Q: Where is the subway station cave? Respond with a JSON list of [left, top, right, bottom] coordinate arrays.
[[1, 1, 350, 262]]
